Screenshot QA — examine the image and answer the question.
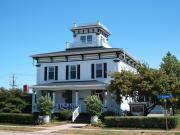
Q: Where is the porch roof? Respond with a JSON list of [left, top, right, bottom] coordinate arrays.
[[31, 80, 107, 90]]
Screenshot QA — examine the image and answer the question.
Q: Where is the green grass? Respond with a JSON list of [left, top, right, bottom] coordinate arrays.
[[57, 129, 123, 135], [57, 129, 179, 135], [0, 126, 43, 132], [175, 114, 180, 128]]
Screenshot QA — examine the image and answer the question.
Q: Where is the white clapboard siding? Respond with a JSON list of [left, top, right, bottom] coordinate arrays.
[[84, 54, 99, 60], [100, 53, 116, 59], [53, 56, 66, 62]]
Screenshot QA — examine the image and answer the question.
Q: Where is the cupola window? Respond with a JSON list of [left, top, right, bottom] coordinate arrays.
[[80, 36, 86, 43], [87, 35, 92, 44]]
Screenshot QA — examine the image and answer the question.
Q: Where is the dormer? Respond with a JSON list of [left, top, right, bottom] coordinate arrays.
[[66, 21, 112, 49]]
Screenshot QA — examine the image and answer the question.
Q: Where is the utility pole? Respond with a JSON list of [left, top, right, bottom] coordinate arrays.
[[10, 74, 17, 89]]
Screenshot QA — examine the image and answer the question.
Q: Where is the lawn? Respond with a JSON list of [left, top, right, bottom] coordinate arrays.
[[0, 121, 69, 132], [57, 129, 180, 135], [0, 125, 43, 132], [175, 114, 180, 128]]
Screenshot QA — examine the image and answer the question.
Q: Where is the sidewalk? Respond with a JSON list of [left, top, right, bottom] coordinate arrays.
[[33, 123, 87, 134]]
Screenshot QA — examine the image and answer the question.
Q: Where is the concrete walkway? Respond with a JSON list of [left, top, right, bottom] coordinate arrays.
[[0, 123, 86, 135], [33, 123, 87, 134]]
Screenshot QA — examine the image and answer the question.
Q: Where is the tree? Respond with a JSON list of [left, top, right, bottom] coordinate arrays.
[[160, 52, 180, 113], [109, 63, 173, 115], [160, 52, 180, 78], [0, 89, 29, 113], [109, 52, 180, 115], [85, 95, 102, 116], [37, 96, 53, 116], [85, 95, 102, 124]]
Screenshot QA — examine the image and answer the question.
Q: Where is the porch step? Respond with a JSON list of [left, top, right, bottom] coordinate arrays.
[[73, 113, 91, 124]]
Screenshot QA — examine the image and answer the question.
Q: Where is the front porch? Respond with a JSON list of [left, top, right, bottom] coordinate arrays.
[[31, 80, 109, 122]]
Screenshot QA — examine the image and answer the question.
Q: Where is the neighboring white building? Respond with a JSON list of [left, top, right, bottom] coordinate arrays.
[[31, 21, 138, 121]]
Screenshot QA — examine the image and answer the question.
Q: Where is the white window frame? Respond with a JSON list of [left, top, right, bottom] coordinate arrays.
[[48, 66, 55, 80], [69, 65, 77, 80]]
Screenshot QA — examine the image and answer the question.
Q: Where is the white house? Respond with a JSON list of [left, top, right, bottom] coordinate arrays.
[[31, 21, 138, 122]]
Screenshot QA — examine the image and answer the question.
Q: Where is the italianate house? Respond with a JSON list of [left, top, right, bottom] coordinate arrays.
[[31, 22, 138, 122]]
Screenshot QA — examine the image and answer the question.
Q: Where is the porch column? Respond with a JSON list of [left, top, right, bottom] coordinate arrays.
[[32, 90, 36, 113], [75, 90, 79, 106], [103, 90, 108, 111], [52, 91, 56, 112]]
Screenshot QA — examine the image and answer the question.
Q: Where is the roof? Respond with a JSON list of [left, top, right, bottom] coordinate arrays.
[[31, 80, 107, 90], [31, 47, 122, 58], [71, 22, 111, 35], [31, 47, 138, 63]]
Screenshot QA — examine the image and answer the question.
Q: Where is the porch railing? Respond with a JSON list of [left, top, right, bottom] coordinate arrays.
[[54, 103, 78, 113], [72, 105, 81, 122], [108, 96, 122, 115], [32, 103, 81, 122]]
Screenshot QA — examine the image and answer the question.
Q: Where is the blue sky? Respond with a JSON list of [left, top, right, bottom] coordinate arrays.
[[0, 0, 180, 88]]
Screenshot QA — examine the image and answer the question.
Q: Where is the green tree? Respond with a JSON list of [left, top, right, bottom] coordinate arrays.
[[109, 52, 180, 115], [160, 52, 180, 78], [160, 52, 180, 113], [0, 89, 29, 113], [37, 96, 53, 116], [85, 95, 102, 116]]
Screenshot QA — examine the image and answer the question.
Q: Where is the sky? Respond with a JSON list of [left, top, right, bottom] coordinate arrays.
[[0, 0, 180, 89]]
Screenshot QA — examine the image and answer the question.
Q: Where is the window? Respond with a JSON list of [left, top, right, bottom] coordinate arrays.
[[91, 63, 107, 79], [70, 65, 77, 79], [80, 36, 86, 43], [87, 35, 92, 44], [44, 66, 58, 81], [96, 64, 103, 78], [48, 66, 55, 80], [66, 65, 80, 80]]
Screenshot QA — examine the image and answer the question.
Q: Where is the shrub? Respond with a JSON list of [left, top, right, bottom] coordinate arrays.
[[37, 96, 53, 116], [59, 109, 72, 120], [0, 113, 37, 124], [104, 116, 177, 129], [100, 111, 115, 122], [85, 95, 102, 116], [11, 109, 21, 113]]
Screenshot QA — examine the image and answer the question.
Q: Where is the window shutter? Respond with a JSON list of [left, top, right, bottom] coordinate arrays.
[[104, 63, 107, 78], [66, 65, 69, 80], [77, 65, 80, 79], [44, 67, 47, 81], [55, 66, 58, 80], [91, 64, 94, 79]]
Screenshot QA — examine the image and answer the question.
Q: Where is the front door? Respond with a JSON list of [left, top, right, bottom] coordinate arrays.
[[78, 91, 91, 113], [62, 90, 72, 103]]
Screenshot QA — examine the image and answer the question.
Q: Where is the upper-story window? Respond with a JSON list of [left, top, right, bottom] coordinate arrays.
[[96, 64, 103, 78], [91, 63, 107, 79], [66, 65, 80, 80], [80, 36, 86, 43], [70, 65, 77, 79], [44, 66, 58, 81], [48, 66, 55, 80], [87, 35, 92, 44]]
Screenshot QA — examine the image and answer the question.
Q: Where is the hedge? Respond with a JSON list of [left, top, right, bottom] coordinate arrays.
[[104, 116, 177, 129], [0, 113, 37, 124]]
